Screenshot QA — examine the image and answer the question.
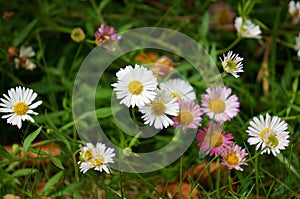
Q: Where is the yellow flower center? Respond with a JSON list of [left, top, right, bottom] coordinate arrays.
[[226, 60, 237, 70], [90, 155, 105, 167], [205, 132, 223, 148], [83, 149, 93, 160], [151, 102, 166, 116], [178, 110, 194, 126], [265, 135, 279, 148], [169, 92, 181, 99], [259, 128, 270, 141], [225, 153, 239, 166], [13, 102, 29, 115], [209, 99, 226, 114], [128, 80, 143, 95]]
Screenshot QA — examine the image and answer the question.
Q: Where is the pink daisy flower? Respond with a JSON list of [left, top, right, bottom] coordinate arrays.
[[94, 24, 121, 45], [201, 86, 239, 123], [173, 99, 202, 132], [196, 122, 234, 156], [221, 144, 248, 171]]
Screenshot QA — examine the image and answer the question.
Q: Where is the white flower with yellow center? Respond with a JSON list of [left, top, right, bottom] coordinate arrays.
[[234, 16, 262, 39], [159, 78, 196, 101], [219, 51, 244, 78], [246, 113, 289, 156], [111, 64, 158, 108], [78, 142, 115, 174], [0, 86, 42, 129], [139, 89, 179, 129]]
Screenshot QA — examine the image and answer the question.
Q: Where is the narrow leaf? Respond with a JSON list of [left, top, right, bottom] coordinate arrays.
[[42, 170, 64, 194], [23, 126, 42, 156], [13, 19, 38, 46], [50, 156, 64, 170], [12, 168, 38, 177], [0, 144, 12, 160]]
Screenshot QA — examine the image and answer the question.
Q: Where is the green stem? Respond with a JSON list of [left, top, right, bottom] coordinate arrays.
[[255, 150, 259, 199], [216, 37, 242, 55]]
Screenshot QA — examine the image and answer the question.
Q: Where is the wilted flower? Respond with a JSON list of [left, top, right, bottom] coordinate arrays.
[[14, 46, 36, 70], [71, 27, 86, 42], [94, 24, 121, 45], [209, 1, 236, 30], [295, 32, 300, 57], [289, 1, 300, 24]]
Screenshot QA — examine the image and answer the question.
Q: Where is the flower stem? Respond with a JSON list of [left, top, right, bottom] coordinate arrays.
[[216, 37, 242, 55]]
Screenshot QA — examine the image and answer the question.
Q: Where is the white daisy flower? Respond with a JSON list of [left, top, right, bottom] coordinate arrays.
[[0, 86, 42, 129], [289, 1, 300, 24], [78, 142, 115, 174], [111, 64, 158, 108], [246, 113, 290, 156], [14, 46, 36, 70], [159, 78, 196, 101], [219, 51, 244, 78], [139, 89, 179, 129], [234, 16, 262, 39], [295, 32, 300, 57]]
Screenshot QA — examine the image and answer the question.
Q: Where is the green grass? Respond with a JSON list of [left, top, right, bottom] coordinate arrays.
[[0, 0, 300, 198]]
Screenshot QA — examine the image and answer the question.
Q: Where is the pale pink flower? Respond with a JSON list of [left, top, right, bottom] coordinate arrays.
[[173, 99, 202, 131], [196, 122, 234, 156], [221, 144, 248, 171], [201, 86, 239, 122]]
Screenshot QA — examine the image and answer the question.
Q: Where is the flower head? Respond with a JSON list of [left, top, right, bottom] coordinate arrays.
[[295, 32, 300, 57], [0, 86, 42, 129], [135, 52, 176, 77], [220, 51, 244, 78], [289, 1, 300, 23], [173, 99, 202, 131], [94, 24, 121, 45], [111, 64, 158, 108], [71, 27, 86, 42], [221, 144, 248, 171], [201, 86, 239, 123], [196, 122, 234, 156], [159, 79, 196, 101], [14, 46, 36, 70], [139, 89, 179, 129], [234, 16, 262, 39], [78, 142, 115, 174], [246, 113, 290, 156]]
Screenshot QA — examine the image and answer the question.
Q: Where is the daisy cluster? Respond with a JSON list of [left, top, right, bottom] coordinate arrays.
[[111, 64, 202, 130]]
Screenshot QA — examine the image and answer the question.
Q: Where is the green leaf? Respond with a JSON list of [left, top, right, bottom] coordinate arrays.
[[13, 19, 38, 47], [12, 168, 38, 177], [42, 170, 64, 195], [0, 144, 12, 160], [96, 107, 113, 118], [99, 0, 110, 11], [23, 127, 42, 156], [49, 156, 64, 170], [292, 77, 299, 92]]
